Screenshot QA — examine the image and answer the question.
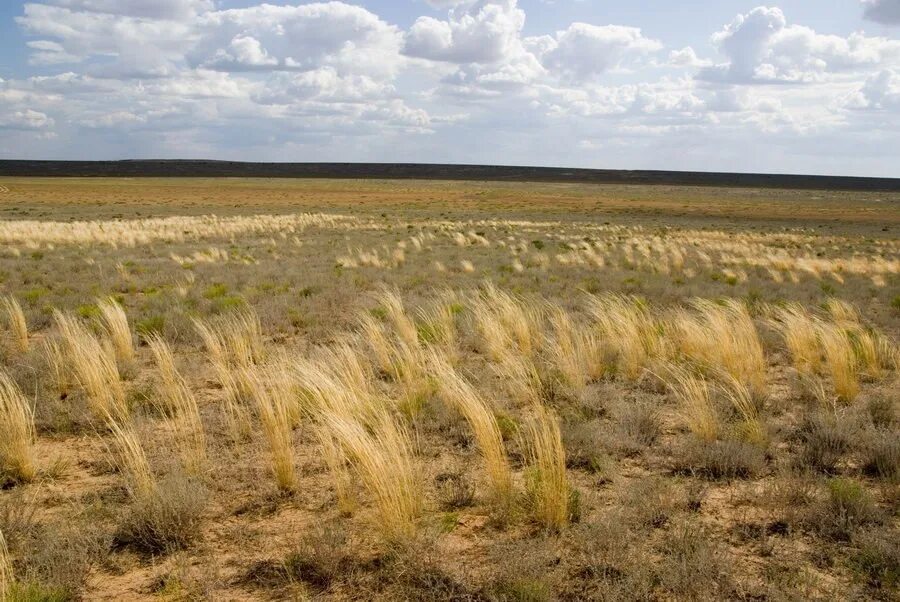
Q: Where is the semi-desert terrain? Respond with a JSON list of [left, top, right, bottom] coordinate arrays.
[[0, 176, 897, 600]]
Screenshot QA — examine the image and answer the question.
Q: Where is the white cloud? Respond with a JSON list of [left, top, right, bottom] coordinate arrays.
[[0, 108, 55, 130], [538, 23, 662, 80], [700, 6, 900, 84], [46, 0, 213, 19], [862, 0, 900, 25], [403, 0, 525, 64]]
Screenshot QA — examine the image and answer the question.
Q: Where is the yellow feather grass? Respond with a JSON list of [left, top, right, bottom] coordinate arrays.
[[0, 371, 36, 484], [107, 418, 155, 502], [321, 410, 422, 543], [522, 404, 571, 531], [664, 363, 719, 443], [818, 323, 859, 403], [53, 310, 128, 424], [147, 335, 207, 476], [431, 355, 512, 503], [1, 295, 28, 353], [0, 528, 12, 600], [246, 365, 298, 493], [587, 294, 658, 381], [97, 297, 135, 368]]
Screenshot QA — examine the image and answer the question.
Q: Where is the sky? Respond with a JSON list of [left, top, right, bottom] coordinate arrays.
[[1, 1, 899, 176]]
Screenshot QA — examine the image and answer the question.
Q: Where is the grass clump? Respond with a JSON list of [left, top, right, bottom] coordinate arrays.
[[522, 404, 573, 531], [0, 371, 36, 485]]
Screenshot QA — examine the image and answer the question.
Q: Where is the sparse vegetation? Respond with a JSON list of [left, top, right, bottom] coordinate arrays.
[[0, 177, 896, 599]]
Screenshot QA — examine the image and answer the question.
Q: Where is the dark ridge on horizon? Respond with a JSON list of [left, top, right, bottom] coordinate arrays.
[[1, 160, 898, 192]]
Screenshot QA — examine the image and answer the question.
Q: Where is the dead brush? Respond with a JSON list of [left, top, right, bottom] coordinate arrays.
[[96, 297, 135, 369], [522, 404, 572, 531], [431, 356, 513, 504], [53, 310, 129, 424], [1, 295, 28, 353], [146, 335, 207, 476], [321, 411, 422, 542], [587, 293, 658, 381], [0, 371, 36, 484]]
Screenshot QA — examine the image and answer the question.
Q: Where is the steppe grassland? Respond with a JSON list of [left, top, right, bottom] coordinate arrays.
[[0, 176, 898, 601]]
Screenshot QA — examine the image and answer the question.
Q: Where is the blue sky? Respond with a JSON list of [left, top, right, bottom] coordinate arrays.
[[1, 1, 898, 176]]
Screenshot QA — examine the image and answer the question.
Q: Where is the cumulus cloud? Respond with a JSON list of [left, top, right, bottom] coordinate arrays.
[[4, 1, 899, 173], [862, 0, 900, 25], [537, 23, 662, 80], [699, 6, 900, 84], [403, 0, 525, 64], [47, 0, 213, 19]]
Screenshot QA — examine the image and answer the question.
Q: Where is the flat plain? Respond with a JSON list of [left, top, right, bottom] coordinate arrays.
[[0, 176, 898, 601]]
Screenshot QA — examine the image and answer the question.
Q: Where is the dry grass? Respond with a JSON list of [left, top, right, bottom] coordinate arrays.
[[107, 418, 155, 502], [522, 404, 571, 531], [0, 527, 11, 600], [1, 179, 898, 599], [321, 411, 422, 542], [770, 304, 822, 376], [97, 297, 134, 368], [674, 299, 767, 398], [588, 294, 657, 381], [147, 335, 207, 476], [1, 295, 28, 353], [246, 364, 298, 493], [53, 310, 128, 424], [818, 323, 860, 403], [665, 364, 719, 443], [432, 356, 513, 504], [0, 371, 35, 484]]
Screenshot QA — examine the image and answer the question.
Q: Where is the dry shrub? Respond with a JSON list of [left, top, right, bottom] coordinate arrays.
[[850, 528, 899, 592], [798, 410, 854, 473], [655, 521, 731, 599], [432, 357, 512, 504], [676, 438, 765, 479], [1, 296, 28, 353], [0, 371, 36, 485], [522, 404, 572, 531], [810, 478, 881, 541], [860, 429, 900, 481], [118, 470, 207, 554]]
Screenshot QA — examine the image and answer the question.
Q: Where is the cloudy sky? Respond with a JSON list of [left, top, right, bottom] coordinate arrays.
[[1, 1, 898, 176]]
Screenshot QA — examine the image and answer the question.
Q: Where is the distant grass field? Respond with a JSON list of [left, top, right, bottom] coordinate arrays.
[[0, 177, 897, 600]]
